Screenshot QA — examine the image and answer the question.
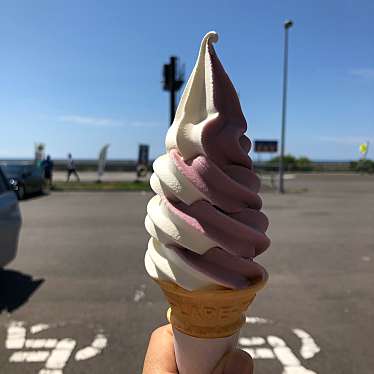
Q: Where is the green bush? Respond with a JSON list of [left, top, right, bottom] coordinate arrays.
[[350, 161, 358, 171], [296, 157, 313, 171], [352, 159, 374, 173], [268, 155, 312, 171], [269, 155, 297, 171]]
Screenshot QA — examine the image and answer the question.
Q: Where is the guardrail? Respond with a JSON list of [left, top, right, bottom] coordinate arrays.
[[0, 159, 355, 172], [253, 161, 354, 172]]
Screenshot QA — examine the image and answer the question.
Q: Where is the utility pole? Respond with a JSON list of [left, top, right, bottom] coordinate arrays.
[[279, 20, 293, 194], [163, 56, 185, 126]]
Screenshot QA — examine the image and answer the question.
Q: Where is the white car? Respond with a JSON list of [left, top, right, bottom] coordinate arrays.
[[0, 167, 22, 267]]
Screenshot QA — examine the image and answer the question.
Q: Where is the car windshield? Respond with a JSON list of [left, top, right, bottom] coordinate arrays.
[[1, 164, 32, 177]]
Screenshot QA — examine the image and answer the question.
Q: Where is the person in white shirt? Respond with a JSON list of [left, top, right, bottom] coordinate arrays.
[[66, 153, 80, 182]]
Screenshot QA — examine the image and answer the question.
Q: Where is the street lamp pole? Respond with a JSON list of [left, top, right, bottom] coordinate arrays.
[[279, 19, 293, 194]]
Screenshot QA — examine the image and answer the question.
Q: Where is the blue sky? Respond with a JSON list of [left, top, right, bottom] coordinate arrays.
[[1, 0, 373, 160]]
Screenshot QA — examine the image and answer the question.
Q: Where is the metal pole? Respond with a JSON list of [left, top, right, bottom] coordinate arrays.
[[170, 56, 177, 126], [279, 20, 293, 193]]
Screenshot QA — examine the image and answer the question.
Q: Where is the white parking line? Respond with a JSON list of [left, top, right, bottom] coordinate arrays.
[[6, 322, 26, 349], [5, 321, 108, 373], [241, 317, 320, 373], [9, 351, 50, 363], [243, 347, 276, 359], [45, 339, 76, 370], [245, 316, 271, 324], [25, 339, 58, 349], [267, 336, 316, 374], [31, 324, 50, 334], [75, 334, 108, 361], [293, 329, 320, 359], [239, 337, 266, 346], [133, 284, 146, 302]]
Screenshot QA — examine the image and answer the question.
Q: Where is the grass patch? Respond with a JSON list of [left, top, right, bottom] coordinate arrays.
[[53, 180, 151, 191]]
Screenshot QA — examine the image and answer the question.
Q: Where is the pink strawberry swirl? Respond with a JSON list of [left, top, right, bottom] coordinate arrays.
[[145, 32, 270, 290]]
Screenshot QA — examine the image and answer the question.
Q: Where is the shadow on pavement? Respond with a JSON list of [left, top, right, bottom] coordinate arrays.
[[0, 269, 44, 313], [21, 191, 50, 201]]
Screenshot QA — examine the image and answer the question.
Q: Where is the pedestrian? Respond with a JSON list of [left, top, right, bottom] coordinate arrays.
[[42, 155, 54, 189], [66, 153, 80, 182], [143, 324, 253, 374]]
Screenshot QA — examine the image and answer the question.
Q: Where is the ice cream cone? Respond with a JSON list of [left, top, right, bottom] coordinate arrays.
[[144, 30, 271, 374], [155, 272, 268, 339], [153, 274, 268, 373]]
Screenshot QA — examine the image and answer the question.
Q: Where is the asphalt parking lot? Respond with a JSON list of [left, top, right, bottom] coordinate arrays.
[[1, 174, 373, 374]]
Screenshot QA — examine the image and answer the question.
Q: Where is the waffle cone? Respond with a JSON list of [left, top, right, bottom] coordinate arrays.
[[154, 273, 268, 339]]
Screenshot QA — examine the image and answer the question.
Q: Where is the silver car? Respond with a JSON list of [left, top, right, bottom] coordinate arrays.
[[0, 167, 22, 267]]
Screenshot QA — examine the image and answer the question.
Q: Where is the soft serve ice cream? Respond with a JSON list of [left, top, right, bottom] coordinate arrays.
[[145, 31, 270, 291]]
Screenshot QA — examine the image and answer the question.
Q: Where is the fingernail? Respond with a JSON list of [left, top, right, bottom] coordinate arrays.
[[224, 350, 252, 374]]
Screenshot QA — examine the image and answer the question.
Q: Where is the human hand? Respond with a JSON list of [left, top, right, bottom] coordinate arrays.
[[143, 324, 253, 374]]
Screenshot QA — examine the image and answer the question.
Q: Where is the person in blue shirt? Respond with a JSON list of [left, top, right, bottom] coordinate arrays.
[[42, 155, 54, 189]]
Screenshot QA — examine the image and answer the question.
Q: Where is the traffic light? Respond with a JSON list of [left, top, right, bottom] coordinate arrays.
[[162, 56, 185, 125]]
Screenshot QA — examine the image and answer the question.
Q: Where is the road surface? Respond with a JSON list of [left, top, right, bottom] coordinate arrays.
[[0, 174, 373, 373]]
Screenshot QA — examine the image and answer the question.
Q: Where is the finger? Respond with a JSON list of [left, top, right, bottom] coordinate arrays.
[[143, 324, 178, 374], [212, 349, 254, 374]]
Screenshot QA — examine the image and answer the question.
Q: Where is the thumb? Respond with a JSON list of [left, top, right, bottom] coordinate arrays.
[[212, 349, 254, 374]]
